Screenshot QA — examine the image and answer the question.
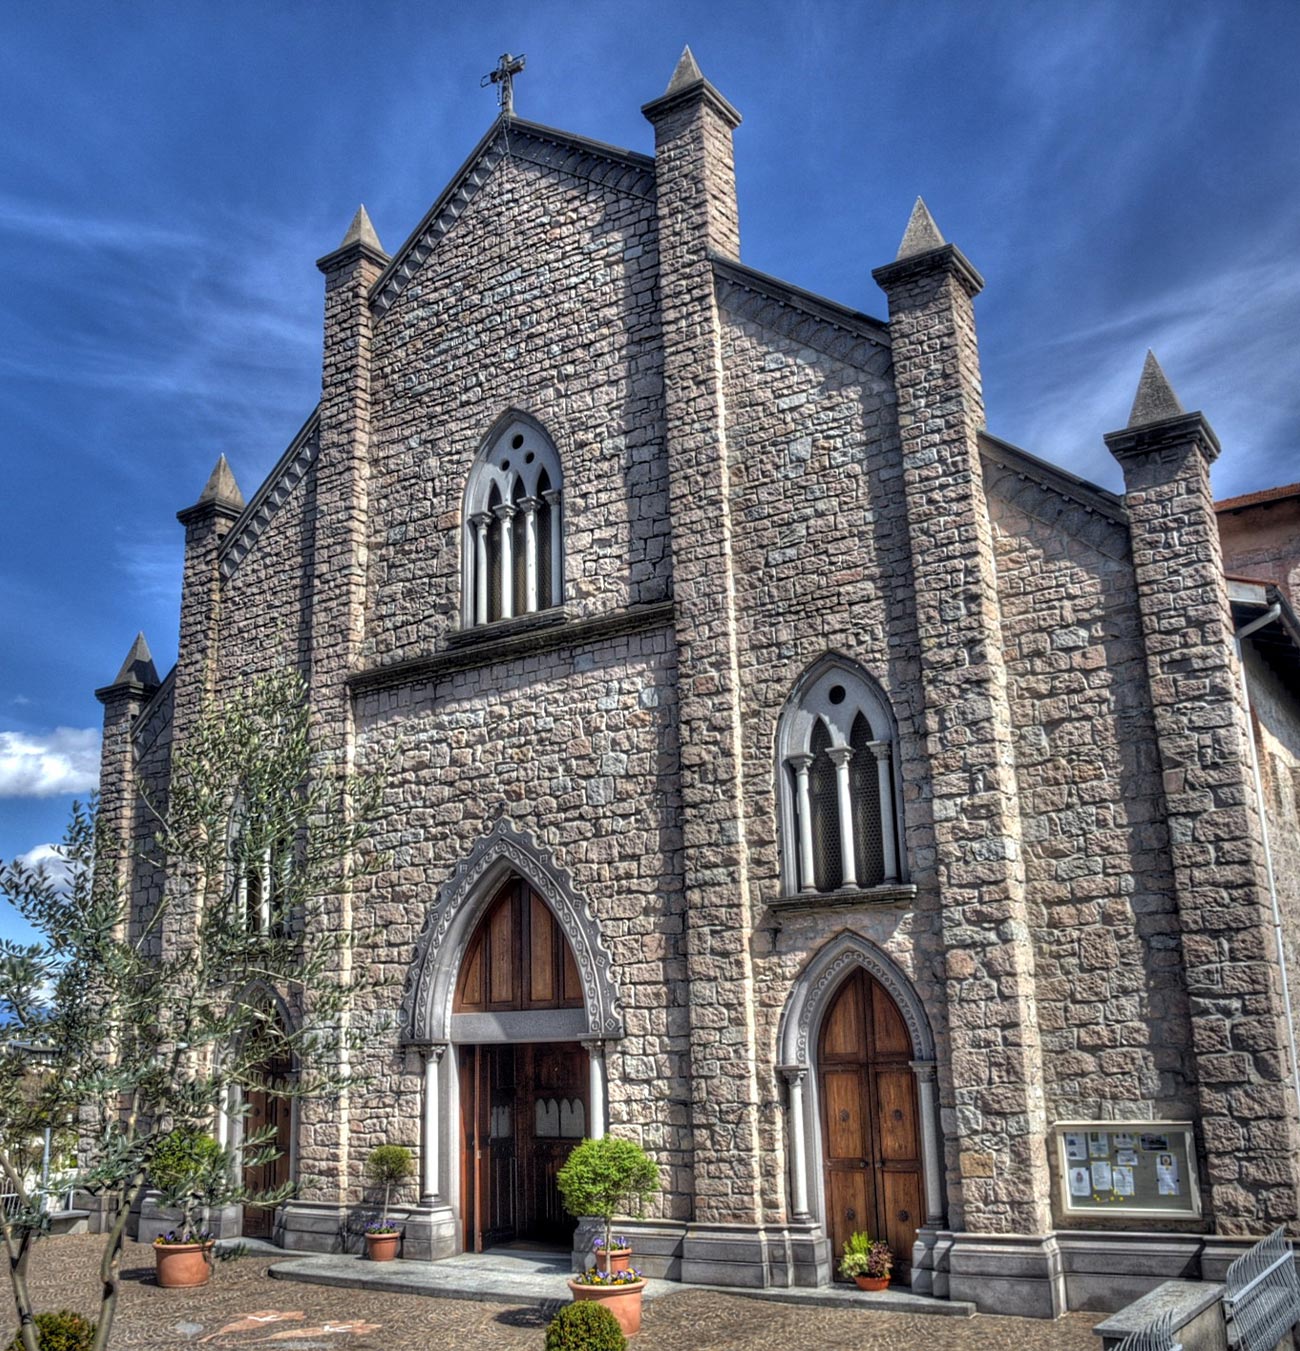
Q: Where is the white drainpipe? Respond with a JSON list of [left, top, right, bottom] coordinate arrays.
[[1233, 604, 1300, 1123]]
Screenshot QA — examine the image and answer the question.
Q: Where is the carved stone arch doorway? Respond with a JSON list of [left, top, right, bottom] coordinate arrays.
[[777, 934, 945, 1287], [400, 821, 624, 1255]]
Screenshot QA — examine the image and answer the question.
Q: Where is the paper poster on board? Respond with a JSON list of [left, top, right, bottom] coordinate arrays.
[[1113, 1132, 1136, 1150], [1088, 1132, 1110, 1159], [1115, 1148, 1138, 1167], [1156, 1152, 1180, 1195], [1141, 1134, 1170, 1152], [1065, 1133, 1087, 1162], [1113, 1165, 1135, 1197], [1069, 1166, 1091, 1198], [1091, 1161, 1113, 1191]]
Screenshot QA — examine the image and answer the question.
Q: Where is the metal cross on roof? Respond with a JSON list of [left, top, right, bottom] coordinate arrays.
[[481, 52, 526, 117]]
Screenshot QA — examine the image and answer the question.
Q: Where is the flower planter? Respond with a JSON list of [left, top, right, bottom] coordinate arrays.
[[365, 1231, 400, 1262], [853, 1274, 890, 1292], [595, 1246, 632, 1274], [568, 1278, 646, 1336], [154, 1242, 214, 1288]]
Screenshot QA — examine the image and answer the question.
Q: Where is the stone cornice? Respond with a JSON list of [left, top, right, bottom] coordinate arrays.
[[1103, 410, 1221, 465], [712, 254, 892, 371], [315, 239, 390, 274], [348, 600, 676, 693], [871, 241, 984, 299], [641, 78, 742, 129], [369, 118, 656, 322], [218, 408, 321, 582]]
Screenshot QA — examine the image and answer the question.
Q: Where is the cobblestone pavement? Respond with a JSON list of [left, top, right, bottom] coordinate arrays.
[[10, 1237, 1100, 1349]]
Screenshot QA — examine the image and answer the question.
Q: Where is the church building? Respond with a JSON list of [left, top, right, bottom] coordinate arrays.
[[92, 50, 1300, 1317]]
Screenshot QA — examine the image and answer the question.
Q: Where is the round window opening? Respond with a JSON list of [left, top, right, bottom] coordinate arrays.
[[828, 685, 846, 705], [511, 434, 525, 449], [501, 459, 511, 471], [525, 451, 535, 464]]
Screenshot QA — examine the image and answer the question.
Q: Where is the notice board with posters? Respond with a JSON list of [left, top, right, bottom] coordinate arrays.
[[1054, 1121, 1201, 1218]]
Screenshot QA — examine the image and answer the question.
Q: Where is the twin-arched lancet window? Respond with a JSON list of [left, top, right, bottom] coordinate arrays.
[[777, 660, 903, 895], [462, 417, 564, 627]]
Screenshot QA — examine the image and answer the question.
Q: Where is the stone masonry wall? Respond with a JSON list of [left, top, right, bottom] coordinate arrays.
[[364, 154, 667, 667], [985, 463, 1199, 1217], [349, 628, 690, 1216]]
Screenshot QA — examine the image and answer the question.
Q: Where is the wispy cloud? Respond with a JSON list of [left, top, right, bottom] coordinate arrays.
[[15, 843, 79, 898], [0, 729, 100, 799]]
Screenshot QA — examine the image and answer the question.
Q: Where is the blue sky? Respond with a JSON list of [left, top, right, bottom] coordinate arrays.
[[2, 0, 1298, 940]]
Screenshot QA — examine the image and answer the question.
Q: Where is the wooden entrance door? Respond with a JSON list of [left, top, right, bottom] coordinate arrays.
[[818, 969, 923, 1282], [458, 1042, 588, 1250], [242, 1045, 292, 1239], [455, 875, 591, 1251]]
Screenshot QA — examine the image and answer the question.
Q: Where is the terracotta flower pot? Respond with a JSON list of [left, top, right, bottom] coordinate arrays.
[[854, 1274, 890, 1292], [568, 1278, 646, 1335], [596, 1246, 632, 1274], [366, 1232, 400, 1262], [154, 1242, 214, 1288]]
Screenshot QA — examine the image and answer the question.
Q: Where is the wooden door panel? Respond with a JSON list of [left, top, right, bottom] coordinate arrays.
[[875, 1070, 919, 1162], [826, 1169, 871, 1261], [821, 976, 864, 1058], [529, 896, 555, 1003], [871, 979, 911, 1057], [823, 1071, 867, 1159], [488, 903, 515, 1005], [881, 1170, 923, 1272]]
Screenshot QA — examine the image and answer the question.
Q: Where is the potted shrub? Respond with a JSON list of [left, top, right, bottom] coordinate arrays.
[[838, 1231, 893, 1291], [149, 1127, 229, 1288], [544, 1300, 627, 1350], [363, 1145, 413, 1261], [556, 1136, 659, 1336]]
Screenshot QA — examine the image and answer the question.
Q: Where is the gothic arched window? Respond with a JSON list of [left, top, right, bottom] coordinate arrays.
[[463, 417, 563, 627], [777, 659, 903, 896]]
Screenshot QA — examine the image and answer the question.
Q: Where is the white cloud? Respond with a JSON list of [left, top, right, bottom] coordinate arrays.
[[0, 728, 101, 799], [15, 844, 78, 897]]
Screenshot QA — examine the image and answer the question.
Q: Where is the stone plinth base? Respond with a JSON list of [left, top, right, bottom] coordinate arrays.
[[945, 1232, 1067, 1319], [137, 1191, 241, 1245], [277, 1200, 455, 1258]]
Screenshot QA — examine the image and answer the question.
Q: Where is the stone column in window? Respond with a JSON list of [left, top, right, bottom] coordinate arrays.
[[781, 1066, 812, 1221], [910, 1060, 945, 1225], [520, 496, 541, 613], [543, 487, 562, 606], [869, 740, 900, 883], [258, 846, 273, 933], [493, 502, 516, 620], [422, 1044, 446, 1199], [470, 513, 492, 624], [826, 745, 858, 889], [787, 754, 817, 893]]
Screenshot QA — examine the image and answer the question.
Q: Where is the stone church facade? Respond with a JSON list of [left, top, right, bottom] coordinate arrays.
[[92, 51, 1300, 1316]]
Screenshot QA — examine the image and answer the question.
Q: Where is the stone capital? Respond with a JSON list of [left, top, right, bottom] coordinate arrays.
[[825, 745, 853, 768], [491, 502, 517, 522]]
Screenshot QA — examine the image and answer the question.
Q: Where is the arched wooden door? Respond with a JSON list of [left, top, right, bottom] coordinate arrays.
[[818, 968, 923, 1282], [242, 1037, 293, 1239], [455, 877, 589, 1250]]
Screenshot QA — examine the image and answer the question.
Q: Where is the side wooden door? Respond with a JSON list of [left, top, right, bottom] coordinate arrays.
[[819, 969, 923, 1282]]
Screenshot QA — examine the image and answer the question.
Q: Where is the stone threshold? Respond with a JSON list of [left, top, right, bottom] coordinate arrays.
[[266, 1251, 973, 1318]]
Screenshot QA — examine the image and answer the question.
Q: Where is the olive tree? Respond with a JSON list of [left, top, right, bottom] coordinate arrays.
[[0, 669, 390, 1349]]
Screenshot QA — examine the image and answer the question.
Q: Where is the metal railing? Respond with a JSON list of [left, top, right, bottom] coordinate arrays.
[[1113, 1309, 1182, 1351], [1224, 1226, 1300, 1351]]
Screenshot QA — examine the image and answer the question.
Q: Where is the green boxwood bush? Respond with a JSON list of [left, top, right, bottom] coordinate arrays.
[[6, 1310, 96, 1351], [544, 1300, 627, 1351]]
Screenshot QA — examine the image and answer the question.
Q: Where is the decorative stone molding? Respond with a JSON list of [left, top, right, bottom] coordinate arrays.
[[777, 931, 935, 1068], [131, 668, 175, 757], [218, 410, 320, 582], [400, 818, 624, 1044]]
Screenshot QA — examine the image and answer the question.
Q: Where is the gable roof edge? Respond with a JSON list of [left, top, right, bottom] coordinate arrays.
[[979, 430, 1127, 524], [218, 406, 321, 581]]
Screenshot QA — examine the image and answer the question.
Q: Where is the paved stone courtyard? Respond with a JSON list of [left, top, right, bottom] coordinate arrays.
[[8, 1236, 1101, 1348]]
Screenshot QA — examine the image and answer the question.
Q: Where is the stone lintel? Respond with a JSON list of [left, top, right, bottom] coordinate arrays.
[[872, 242, 984, 299], [1103, 410, 1221, 465], [767, 883, 917, 916]]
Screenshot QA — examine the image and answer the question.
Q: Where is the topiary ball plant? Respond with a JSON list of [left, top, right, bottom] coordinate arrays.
[[544, 1300, 627, 1351], [364, 1144, 414, 1226], [555, 1136, 659, 1270], [6, 1310, 96, 1351]]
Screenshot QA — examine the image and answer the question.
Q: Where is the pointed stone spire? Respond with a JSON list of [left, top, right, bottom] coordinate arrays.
[[896, 197, 945, 260], [112, 633, 160, 689], [195, 454, 245, 511], [1127, 350, 1186, 427], [339, 204, 383, 255], [665, 45, 703, 95]]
